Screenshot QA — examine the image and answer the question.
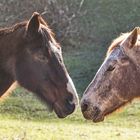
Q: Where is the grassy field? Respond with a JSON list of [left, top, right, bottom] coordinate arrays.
[[0, 46, 140, 140], [0, 92, 140, 140]]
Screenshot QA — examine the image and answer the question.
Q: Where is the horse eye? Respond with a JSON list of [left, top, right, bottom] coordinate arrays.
[[107, 65, 115, 71]]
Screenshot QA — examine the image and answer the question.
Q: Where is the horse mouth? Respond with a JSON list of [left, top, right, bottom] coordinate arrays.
[[55, 111, 67, 118], [81, 103, 105, 122], [82, 104, 124, 122], [92, 114, 104, 122], [82, 110, 105, 122], [54, 101, 76, 118]]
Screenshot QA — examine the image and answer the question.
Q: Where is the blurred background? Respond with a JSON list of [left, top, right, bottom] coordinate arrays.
[[0, 1, 140, 139]]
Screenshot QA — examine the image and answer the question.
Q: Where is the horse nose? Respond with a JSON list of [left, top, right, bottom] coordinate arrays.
[[81, 100, 90, 112]]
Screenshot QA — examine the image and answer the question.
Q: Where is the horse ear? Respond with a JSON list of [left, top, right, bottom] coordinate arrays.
[[122, 27, 138, 49], [26, 12, 40, 36]]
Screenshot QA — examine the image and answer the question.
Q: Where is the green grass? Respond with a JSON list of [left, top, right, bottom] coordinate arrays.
[[0, 91, 140, 140], [0, 117, 140, 140]]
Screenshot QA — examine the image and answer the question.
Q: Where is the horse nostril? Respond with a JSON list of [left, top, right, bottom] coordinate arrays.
[[92, 106, 100, 117], [65, 99, 75, 114], [81, 101, 89, 112], [92, 106, 99, 111]]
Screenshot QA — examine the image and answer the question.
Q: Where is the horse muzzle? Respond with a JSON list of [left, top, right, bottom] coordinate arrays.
[[81, 100, 104, 122], [54, 101, 76, 118]]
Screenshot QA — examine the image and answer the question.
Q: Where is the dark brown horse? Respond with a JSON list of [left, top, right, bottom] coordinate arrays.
[[0, 12, 79, 118], [81, 27, 140, 122]]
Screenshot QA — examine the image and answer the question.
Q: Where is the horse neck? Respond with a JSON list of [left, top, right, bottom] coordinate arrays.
[[0, 26, 25, 78]]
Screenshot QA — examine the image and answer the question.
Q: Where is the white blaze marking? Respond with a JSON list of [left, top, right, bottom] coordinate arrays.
[[49, 41, 58, 52], [66, 73, 79, 106]]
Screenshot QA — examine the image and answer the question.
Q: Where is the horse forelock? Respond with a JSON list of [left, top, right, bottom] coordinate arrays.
[[41, 25, 60, 50], [39, 16, 60, 49], [107, 33, 131, 56], [107, 28, 140, 56]]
